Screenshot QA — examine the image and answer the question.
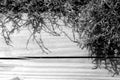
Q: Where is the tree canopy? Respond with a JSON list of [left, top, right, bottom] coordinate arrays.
[[0, 0, 120, 76]]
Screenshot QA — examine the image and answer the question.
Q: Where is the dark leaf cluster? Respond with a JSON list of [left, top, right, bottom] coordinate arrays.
[[81, 0, 120, 76]]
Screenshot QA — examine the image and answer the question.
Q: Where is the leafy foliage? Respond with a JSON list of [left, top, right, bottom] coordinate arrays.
[[0, 0, 120, 76], [0, 0, 91, 53], [79, 0, 120, 76]]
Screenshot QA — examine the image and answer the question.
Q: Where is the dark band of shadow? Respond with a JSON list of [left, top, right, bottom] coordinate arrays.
[[0, 56, 119, 60]]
